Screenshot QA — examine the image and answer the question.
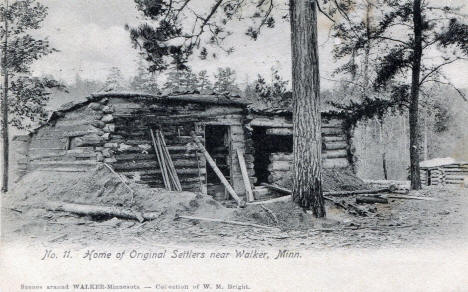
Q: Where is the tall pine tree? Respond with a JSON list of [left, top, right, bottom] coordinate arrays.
[[1, 0, 63, 192]]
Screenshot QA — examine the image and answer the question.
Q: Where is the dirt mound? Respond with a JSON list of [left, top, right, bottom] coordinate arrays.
[[272, 168, 370, 192], [2, 165, 352, 245], [4, 165, 231, 221], [322, 168, 369, 192]]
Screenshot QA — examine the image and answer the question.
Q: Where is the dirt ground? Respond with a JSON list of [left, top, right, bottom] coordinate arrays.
[[1, 166, 467, 249]]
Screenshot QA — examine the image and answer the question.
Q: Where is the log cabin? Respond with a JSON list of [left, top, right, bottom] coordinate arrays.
[[419, 158, 468, 187], [12, 92, 356, 201]]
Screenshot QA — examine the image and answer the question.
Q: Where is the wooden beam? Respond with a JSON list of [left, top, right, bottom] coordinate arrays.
[[157, 130, 182, 191], [248, 118, 292, 128], [150, 129, 171, 190], [191, 131, 245, 207], [237, 149, 255, 202]]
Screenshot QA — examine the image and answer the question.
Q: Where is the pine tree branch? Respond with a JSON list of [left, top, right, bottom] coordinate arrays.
[[317, 1, 335, 23], [424, 79, 467, 102], [419, 58, 463, 86], [374, 36, 410, 46]]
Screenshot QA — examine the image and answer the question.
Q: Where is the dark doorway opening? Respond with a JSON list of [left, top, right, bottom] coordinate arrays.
[[251, 127, 293, 185], [205, 125, 230, 197]]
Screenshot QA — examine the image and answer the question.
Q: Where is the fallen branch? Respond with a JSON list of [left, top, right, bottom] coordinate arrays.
[[324, 187, 396, 197], [176, 215, 279, 230], [383, 194, 440, 201], [324, 196, 369, 216], [356, 196, 389, 204], [44, 202, 153, 223], [260, 183, 396, 198], [259, 183, 292, 195], [247, 195, 292, 205]]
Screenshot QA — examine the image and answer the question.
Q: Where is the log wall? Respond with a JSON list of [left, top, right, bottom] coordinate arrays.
[[16, 94, 355, 200], [20, 104, 105, 174], [102, 97, 251, 196], [422, 164, 468, 186], [15, 95, 252, 199], [264, 117, 353, 186]]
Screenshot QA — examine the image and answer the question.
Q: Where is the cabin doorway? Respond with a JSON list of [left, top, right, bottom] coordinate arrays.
[[251, 127, 293, 185], [205, 125, 230, 199]]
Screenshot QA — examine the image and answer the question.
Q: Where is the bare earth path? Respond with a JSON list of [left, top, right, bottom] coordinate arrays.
[[2, 186, 467, 249]]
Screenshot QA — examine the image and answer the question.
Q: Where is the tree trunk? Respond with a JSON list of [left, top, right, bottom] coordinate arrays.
[[423, 112, 428, 161], [382, 153, 388, 180], [289, 0, 325, 217], [1, 2, 9, 193], [409, 0, 422, 190]]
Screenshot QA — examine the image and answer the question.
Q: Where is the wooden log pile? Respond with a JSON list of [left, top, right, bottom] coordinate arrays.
[[423, 163, 468, 186]]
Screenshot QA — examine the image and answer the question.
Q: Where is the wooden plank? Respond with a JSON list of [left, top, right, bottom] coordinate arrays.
[[191, 131, 245, 207], [158, 130, 182, 191], [237, 149, 255, 202], [150, 129, 171, 190]]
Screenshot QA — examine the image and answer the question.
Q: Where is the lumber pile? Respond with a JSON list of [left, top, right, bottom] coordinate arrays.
[[150, 129, 182, 191]]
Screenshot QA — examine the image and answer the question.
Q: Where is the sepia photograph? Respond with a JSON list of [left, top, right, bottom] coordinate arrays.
[[0, 0, 467, 291]]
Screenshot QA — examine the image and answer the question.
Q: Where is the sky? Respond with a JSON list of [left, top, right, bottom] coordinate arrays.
[[31, 0, 468, 90]]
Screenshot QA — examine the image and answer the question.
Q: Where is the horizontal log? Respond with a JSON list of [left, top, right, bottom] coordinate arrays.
[[30, 161, 98, 170], [112, 159, 200, 171], [29, 148, 96, 160], [139, 176, 205, 184], [13, 135, 31, 142], [30, 138, 67, 149], [112, 145, 195, 153], [444, 175, 467, 180], [248, 118, 292, 128], [323, 158, 349, 169], [322, 119, 343, 127], [356, 196, 389, 204], [322, 135, 346, 142], [54, 119, 93, 128], [268, 161, 291, 171], [72, 134, 105, 147], [270, 152, 293, 161], [266, 128, 292, 136], [43, 202, 152, 222], [115, 152, 202, 161], [322, 128, 344, 135], [118, 168, 206, 176], [323, 141, 348, 150], [323, 149, 348, 159]]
